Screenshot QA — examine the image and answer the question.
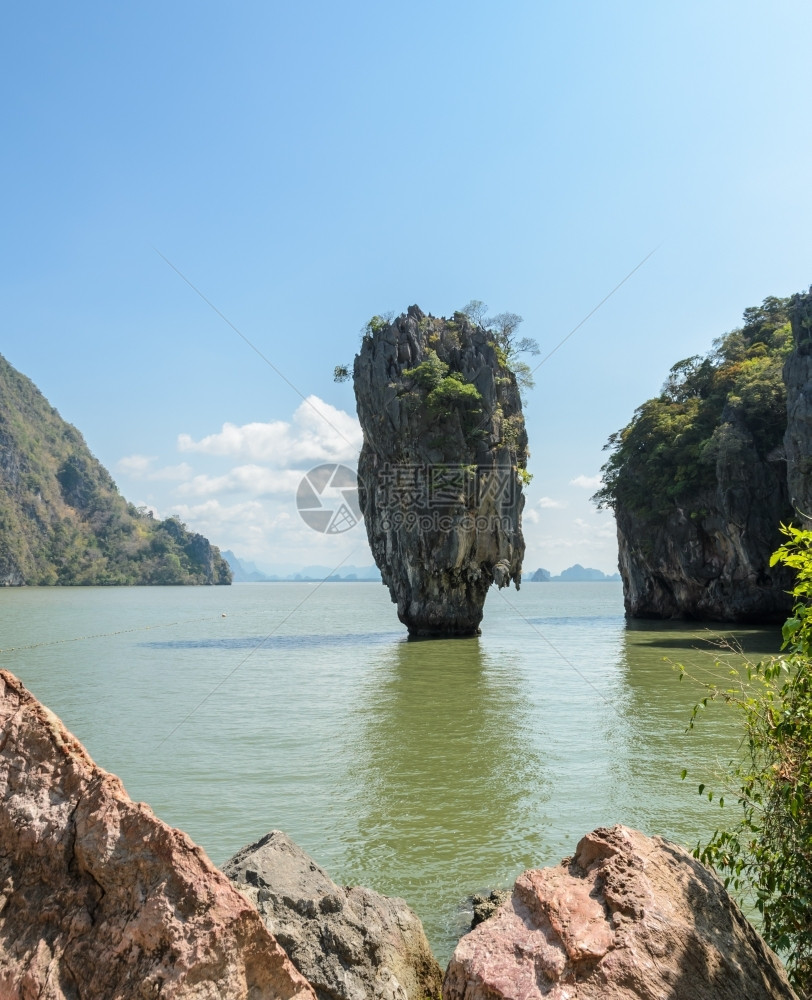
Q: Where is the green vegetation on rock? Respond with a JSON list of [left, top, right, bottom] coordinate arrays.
[[594, 295, 793, 517], [402, 349, 450, 391], [0, 352, 231, 586], [403, 349, 484, 431], [681, 524, 812, 996]]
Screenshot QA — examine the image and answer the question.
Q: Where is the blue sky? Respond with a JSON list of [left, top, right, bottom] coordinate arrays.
[[2, 1, 811, 573]]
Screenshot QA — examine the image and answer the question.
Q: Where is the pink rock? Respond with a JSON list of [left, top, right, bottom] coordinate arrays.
[[0, 669, 317, 999], [444, 825, 797, 1000]]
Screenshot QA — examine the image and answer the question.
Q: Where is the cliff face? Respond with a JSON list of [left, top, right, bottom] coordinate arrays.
[[598, 295, 796, 622], [784, 288, 812, 522], [0, 352, 231, 585], [353, 306, 527, 636], [615, 408, 793, 622]]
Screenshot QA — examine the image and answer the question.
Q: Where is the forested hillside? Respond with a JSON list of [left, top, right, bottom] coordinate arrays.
[[594, 294, 798, 621], [595, 296, 792, 515], [0, 353, 231, 586]]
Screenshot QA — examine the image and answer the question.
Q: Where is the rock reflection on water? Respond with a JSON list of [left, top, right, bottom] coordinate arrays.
[[611, 619, 782, 849], [340, 637, 548, 961]]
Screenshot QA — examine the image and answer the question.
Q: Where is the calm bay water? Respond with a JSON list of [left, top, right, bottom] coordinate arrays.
[[0, 581, 780, 963]]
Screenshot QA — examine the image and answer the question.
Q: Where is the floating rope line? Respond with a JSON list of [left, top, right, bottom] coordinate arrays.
[[0, 571, 368, 658], [0, 612, 229, 656]]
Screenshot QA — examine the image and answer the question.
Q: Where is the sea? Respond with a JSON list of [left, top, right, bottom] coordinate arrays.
[[0, 580, 779, 963]]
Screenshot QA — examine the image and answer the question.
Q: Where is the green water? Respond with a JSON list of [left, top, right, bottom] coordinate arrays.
[[0, 581, 779, 963]]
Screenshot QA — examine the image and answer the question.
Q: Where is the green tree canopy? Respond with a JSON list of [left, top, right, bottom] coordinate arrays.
[[594, 296, 793, 516]]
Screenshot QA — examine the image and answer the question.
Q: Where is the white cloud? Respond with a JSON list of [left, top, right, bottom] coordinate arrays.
[[524, 509, 540, 523], [172, 498, 268, 523], [171, 497, 370, 566], [177, 395, 362, 465], [117, 455, 193, 482], [149, 462, 194, 481], [117, 454, 155, 476], [570, 474, 602, 490], [117, 397, 373, 568], [171, 499, 285, 552], [537, 496, 566, 509], [573, 516, 615, 539], [175, 465, 304, 498]]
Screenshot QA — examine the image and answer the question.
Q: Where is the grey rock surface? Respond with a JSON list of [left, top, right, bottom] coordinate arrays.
[[444, 825, 798, 1000], [353, 306, 527, 636], [224, 830, 443, 1000], [784, 286, 812, 523], [616, 406, 794, 622]]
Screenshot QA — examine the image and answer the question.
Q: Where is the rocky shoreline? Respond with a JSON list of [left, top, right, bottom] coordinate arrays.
[[0, 670, 798, 999]]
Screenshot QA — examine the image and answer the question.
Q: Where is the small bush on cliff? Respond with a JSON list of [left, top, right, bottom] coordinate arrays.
[[403, 351, 485, 431], [364, 314, 392, 337], [403, 350, 450, 391], [594, 295, 792, 517], [681, 524, 812, 995], [426, 375, 483, 421]]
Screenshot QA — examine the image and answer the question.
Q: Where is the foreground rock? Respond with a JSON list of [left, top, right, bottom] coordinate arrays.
[[225, 830, 443, 1000], [353, 306, 527, 636], [444, 825, 797, 1000], [0, 670, 315, 1000]]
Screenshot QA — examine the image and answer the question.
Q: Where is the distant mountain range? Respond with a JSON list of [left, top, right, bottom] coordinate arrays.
[[222, 551, 382, 583], [224, 551, 618, 584], [529, 564, 621, 582]]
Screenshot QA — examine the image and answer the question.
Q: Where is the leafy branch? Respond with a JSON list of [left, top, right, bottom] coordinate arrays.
[[680, 524, 812, 995]]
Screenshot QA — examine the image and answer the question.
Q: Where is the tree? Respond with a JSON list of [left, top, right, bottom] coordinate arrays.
[[593, 295, 792, 515], [681, 524, 812, 996], [460, 301, 540, 395], [460, 299, 489, 327]]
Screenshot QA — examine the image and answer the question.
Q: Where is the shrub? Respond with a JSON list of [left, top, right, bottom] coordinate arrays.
[[426, 375, 483, 419], [681, 523, 812, 995], [403, 350, 450, 392]]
